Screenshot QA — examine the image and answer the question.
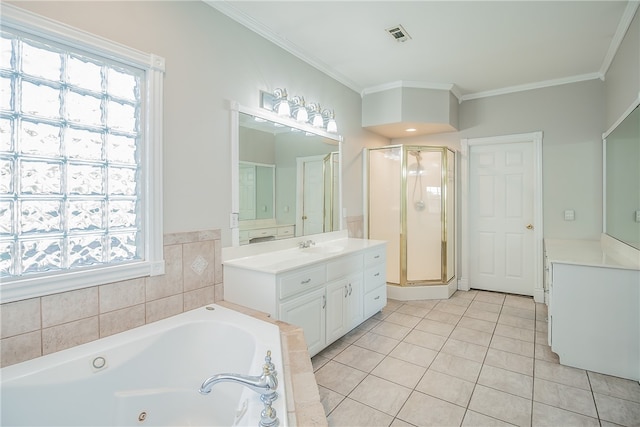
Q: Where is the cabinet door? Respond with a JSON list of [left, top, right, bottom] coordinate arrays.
[[325, 279, 348, 345], [346, 272, 364, 331], [279, 287, 326, 356]]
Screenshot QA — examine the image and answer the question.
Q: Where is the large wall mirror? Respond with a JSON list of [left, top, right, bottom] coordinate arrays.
[[230, 102, 343, 246], [604, 101, 640, 250]]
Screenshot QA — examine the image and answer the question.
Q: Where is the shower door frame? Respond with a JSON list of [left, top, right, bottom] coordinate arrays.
[[365, 145, 455, 286]]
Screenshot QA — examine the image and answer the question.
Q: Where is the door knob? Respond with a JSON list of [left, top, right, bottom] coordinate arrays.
[[302, 215, 307, 220], [526, 224, 534, 230]]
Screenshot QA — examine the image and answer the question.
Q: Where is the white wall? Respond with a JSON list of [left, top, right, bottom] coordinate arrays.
[[8, 1, 388, 246]]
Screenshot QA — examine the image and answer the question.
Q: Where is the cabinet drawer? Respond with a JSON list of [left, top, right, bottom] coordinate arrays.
[[364, 265, 385, 293], [365, 246, 386, 267], [248, 228, 277, 238], [277, 226, 294, 237], [364, 286, 386, 318], [279, 265, 326, 300], [327, 254, 363, 281]]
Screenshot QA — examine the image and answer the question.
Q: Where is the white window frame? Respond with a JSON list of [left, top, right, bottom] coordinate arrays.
[[1, 5, 164, 304]]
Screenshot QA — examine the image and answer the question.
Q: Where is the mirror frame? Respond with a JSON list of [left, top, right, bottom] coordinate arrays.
[[602, 95, 640, 249], [229, 100, 344, 247]]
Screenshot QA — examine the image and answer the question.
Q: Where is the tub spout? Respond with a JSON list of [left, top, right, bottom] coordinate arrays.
[[199, 365, 278, 399]]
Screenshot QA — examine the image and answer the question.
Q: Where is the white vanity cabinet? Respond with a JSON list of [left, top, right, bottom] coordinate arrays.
[[544, 238, 640, 381], [223, 238, 386, 357]]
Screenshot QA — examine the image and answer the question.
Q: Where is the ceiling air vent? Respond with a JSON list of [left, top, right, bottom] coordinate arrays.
[[386, 24, 411, 42]]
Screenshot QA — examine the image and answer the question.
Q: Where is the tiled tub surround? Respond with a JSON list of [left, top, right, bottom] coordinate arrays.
[[0, 230, 222, 368], [313, 290, 640, 427]]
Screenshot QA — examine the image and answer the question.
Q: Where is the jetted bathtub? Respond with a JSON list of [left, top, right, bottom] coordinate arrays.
[[0, 305, 287, 426]]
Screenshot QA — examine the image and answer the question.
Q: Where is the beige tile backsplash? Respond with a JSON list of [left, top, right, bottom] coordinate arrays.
[[0, 229, 221, 368]]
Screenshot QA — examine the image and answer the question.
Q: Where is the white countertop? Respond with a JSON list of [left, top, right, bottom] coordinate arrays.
[[545, 237, 640, 270], [223, 236, 386, 274]]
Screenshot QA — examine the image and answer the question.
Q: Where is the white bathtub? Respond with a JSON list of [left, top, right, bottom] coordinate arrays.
[[1, 305, 288, 426]]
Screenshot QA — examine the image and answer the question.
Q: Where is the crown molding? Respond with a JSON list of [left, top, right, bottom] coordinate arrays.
[[460, 72, 603, 102], [600, 0, 640, 78]]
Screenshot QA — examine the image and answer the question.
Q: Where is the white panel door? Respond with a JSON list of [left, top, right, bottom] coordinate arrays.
[[298, 157, 325, 236], [469, 141, 535, 295]]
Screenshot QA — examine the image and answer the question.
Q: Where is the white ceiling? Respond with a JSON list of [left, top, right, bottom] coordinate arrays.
[[207, 1, 637, 100]]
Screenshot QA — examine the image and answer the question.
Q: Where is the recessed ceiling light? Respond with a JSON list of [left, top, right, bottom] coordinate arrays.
[[406, 128, 417, 132]]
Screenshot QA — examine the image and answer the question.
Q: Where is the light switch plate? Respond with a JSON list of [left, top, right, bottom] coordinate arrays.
[[635, 210, 640, 223], [564, 210, 575, 221]]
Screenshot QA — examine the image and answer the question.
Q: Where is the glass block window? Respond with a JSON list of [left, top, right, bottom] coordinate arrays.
[[1, 6, 164, 303]]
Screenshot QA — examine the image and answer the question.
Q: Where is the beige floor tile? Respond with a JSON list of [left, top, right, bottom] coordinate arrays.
[[349, 374, 412, 416], [503, 294, 535, 310], [434, 301, 468, 316], [469, 300, 503, 314], [447, 294, 474, 307], [534, 330, 548, 344], [500, 305, 535, 320], [450, 325, 493, 347], [390, 419, 416, 427], [403, 329, 447, 351], [318, 385, 345, 415], [588, 371, 640, 403], [498, 313, 535, 330], [311, 355, 330, 372], [452, 289, 478, 300], [424, 309, 462, 325], [534, 344, 559, 363], [458, 316, 496, 334], [494, 323, 535, 343], [314, 360, 368, 396], [354, 331, 400, 355], [414, 318, 455, 337], [474, 291, 506, 305], [594, 392, 640, 426], [489, 334, 534, 357], [395, 303, 431, 318], [531, 402, 600, 426], [318, 338, 350, 359], [357, 317, 382, 331], [430, 352, 482, 383], [469, 384, 532, 427], [384, 312, 422, 329], [534, 359, 590, 390], [371, 321, 412, 340], [405, 299, 439, 309], [464, 307, 500, 323], [389, 342, 438, 368], [385, 299, 404, 311], [333, 345, 386, 373], [478, 364, 533, 399], [440, 338, 488, 363], [533, 378, 598, 418], [327, 397, 393, 427], [462, 410, 516, 426], [397, 391, 466, 427], [341, 325, 369, 343], [371, 356, 426, 389], [483, 347, 533, 376], [416, 369, 475, 407]]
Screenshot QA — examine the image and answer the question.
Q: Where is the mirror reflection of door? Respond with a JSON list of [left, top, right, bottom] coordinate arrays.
[[238, 161, 275, 221], [297, 155, 325, 236]]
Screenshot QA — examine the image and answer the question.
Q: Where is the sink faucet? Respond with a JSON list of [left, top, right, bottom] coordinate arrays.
[[298, 239, 315, 249], [199, 351, 278, 403]]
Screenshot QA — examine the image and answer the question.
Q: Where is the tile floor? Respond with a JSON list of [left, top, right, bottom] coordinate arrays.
[[311, 289, 640, 427]]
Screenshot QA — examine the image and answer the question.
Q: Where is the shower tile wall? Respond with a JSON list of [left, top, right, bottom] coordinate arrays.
[[0, 230, 222, 368]]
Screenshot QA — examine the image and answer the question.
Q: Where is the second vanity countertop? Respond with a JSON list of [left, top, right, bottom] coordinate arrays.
[[223, 232, 386, 274], [545, 236, 640, 270]]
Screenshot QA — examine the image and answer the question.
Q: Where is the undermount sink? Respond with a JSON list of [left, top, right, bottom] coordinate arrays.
[[303, 244, 345, 254]]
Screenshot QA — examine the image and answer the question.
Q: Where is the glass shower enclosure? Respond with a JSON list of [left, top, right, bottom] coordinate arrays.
[[366, 145, 455, 286]]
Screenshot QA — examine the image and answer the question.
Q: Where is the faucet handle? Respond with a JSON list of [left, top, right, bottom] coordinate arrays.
[[263, 350, 276, 375]]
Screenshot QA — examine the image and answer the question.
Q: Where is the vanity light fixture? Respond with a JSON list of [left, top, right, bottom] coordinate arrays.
[[323, 109, 338, 133], [291, 96, 309, 123], [273, 88, 290, 117], [308, 103, 324, 128]]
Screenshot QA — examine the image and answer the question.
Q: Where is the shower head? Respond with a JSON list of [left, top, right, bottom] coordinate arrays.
[[408, 150, 422, 161]]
